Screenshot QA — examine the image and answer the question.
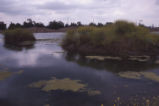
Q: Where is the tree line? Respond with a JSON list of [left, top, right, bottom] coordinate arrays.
[[0, 19, 114, 30]]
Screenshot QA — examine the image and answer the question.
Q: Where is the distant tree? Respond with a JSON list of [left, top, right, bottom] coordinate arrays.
[[23, 18, 34, 28], [139, 24, 145, 27], [8, 23, 16, 29], [105, 22, 113, 26], [34, 22, 45, 27], [65, 23, 69, 27], [0, 22, 6, 30], [97, 23, 104, 27], [48, 20, 64, 29], [89, 22, 96, 26], [70, 23, 78, 27], [8, 22, 22, 29], [15, 23, 22, 28], [77, 21, 82, 26]]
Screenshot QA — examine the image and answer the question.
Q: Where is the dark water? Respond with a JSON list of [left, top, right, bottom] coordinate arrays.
[[0, 33, 159, 106]]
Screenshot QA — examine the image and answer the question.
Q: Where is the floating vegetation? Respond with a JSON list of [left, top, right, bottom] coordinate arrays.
[[0, 71, 13, 80], [86, 55, 152, 62], [29, 77, 101, 96], [0, 70, 24, 81], [118, 71, 159, 82], [87, 90, 101, 96], [128, 55, 150, 62], [16, 70, 24, 75], [37, 38, 61, 42], [141, 72, 159, 82], [86, 56, 122, 61], [52, 51, 64, 54], [118, 72, 141, 79]]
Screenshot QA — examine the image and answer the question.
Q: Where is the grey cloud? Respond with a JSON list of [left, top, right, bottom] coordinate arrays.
[[37, 0, 119, 11], [38, 1, 80, 10], [0, 0, 39, 15]]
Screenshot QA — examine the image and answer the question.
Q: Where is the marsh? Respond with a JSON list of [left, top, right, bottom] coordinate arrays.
[[0, 32, 159, 106]]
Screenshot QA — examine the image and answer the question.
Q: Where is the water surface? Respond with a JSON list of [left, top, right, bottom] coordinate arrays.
[[0, 33, 159, 106]]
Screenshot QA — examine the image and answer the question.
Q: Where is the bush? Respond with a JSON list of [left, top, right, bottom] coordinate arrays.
[[3, 29, 36, 45], [62, 20, 159, 57]]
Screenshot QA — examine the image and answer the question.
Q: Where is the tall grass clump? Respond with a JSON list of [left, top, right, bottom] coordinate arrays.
[[62, 20, 159, 57], [4, 29, 36, 45]]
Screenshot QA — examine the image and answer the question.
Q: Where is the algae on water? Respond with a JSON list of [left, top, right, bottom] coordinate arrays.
[[86, 56, 122, 61], [141, 72, 159, 82], [29, 77, 101, 96], [0, 70, 24, 81], [128, 56, 150, 62], [118, 71, 159, 82], [118, 72, 142, 79], [0, 71, 13, 80]]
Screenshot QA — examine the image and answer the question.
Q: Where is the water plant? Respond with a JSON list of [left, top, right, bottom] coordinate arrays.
[[3, 28, 35, 45], [62, 20, 159, 57]]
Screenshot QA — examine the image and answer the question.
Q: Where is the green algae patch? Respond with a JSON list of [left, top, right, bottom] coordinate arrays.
[[87, 90, 101, 96], [119, 71, 159, 82], [86, 55, 151, 62], [141, 72, 159, 82], [16, 70, 24, 75], [29, 77, 101, 96], [86, 56, 122, 61], [0, 70, 24, 81], [0, 71, 13, 80], [118, 72, 141, 79], [128, 56, 150, 62]]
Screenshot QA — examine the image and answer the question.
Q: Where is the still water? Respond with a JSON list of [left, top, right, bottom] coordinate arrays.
[[0, 33, 159, 106]]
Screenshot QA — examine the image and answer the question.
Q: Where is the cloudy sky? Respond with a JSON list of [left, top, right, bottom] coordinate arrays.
[[0, 0, 159, 26]]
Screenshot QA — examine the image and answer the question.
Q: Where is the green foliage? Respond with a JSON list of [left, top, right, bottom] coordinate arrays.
[[0, 22, 6, 30], [48, 21, 64, 30], [62, 20, 159, 56], [4, 29, 36, 45]]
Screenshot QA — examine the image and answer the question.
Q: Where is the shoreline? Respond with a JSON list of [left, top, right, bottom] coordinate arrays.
[[0, 27, 76, 33]]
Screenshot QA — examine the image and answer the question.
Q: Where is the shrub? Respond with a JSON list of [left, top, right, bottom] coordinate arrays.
[[3, 29, 36, 45], [62, 20, 159, 57]]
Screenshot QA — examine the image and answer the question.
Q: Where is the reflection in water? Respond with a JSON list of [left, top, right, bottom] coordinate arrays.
[[4, 41, 35, 51], [65, 53, 159, 73]]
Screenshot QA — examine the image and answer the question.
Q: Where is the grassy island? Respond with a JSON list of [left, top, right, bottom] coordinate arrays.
[[62, 21, 159, 58], [3, 29, 36, 46]]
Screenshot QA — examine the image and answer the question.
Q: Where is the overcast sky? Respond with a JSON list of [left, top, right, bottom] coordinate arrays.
[[0, 0, 159, 26]]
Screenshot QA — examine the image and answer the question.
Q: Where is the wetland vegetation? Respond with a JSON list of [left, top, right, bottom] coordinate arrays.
[[62, 20, 159, 58], [4, 29, 35, 44], [3, 29, 35, 50]]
